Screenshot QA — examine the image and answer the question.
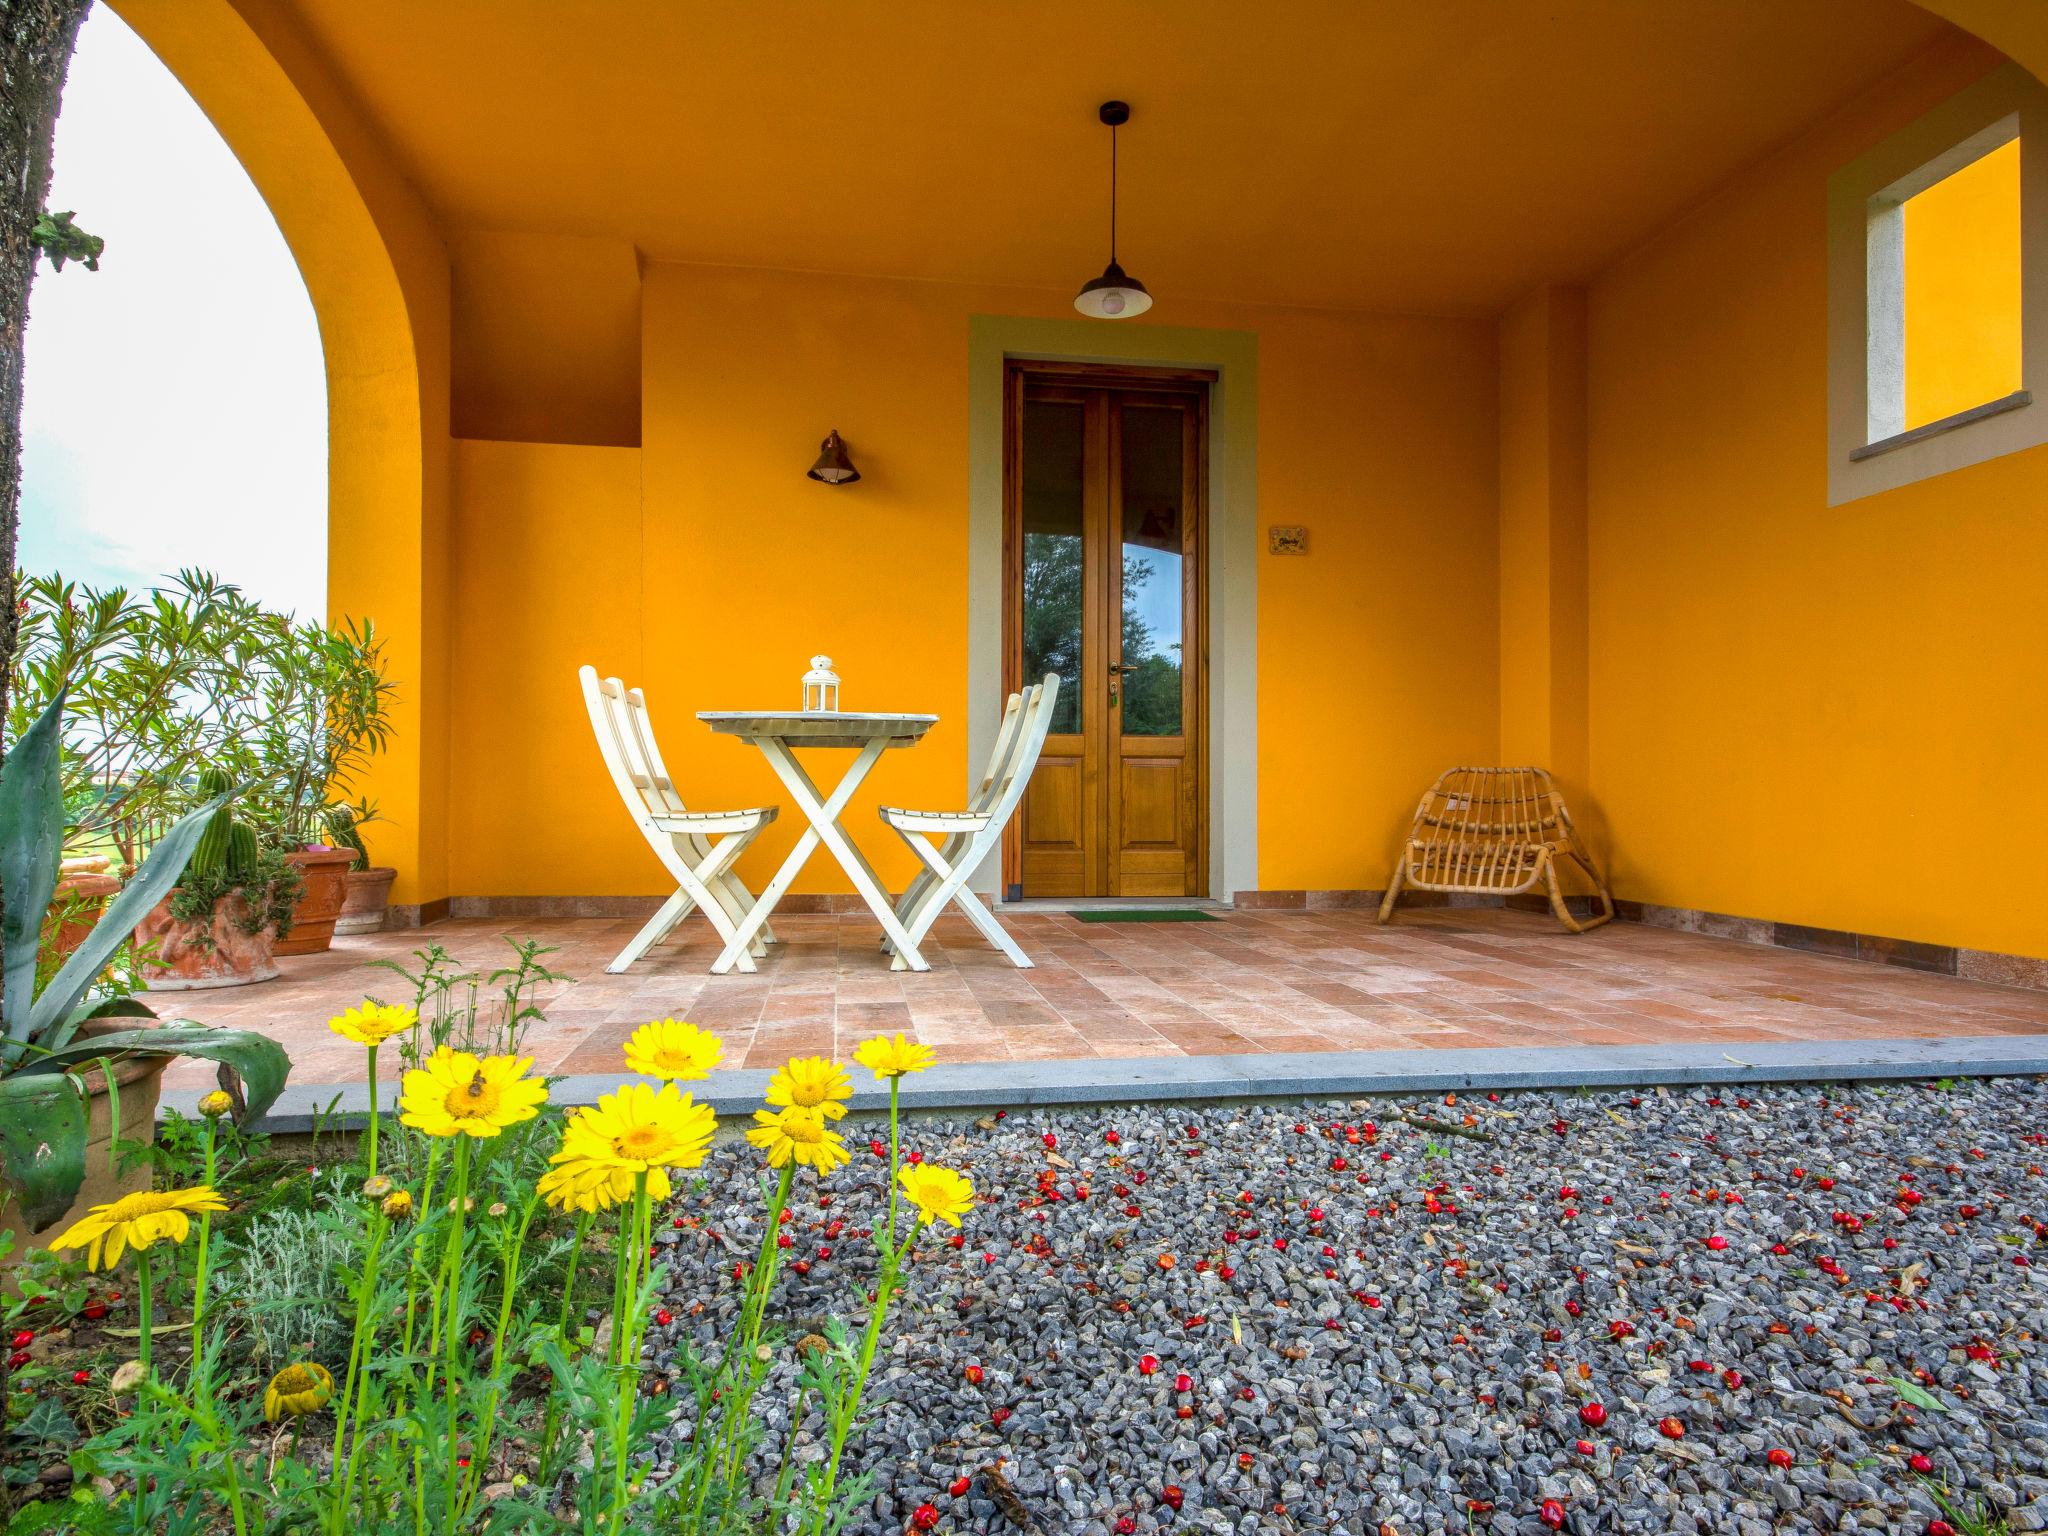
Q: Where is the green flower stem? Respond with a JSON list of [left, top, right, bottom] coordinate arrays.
[[190, 1116, 220, 1373], [364, 1045, 381, 1177], [399, 1139, 445, 1367], [558, 1210, 592, 1338], [886, 1077, 901, 1250], [440, 1137, 473, 1536], [804, 1223, 919, 1536], [607, 1171, 651, 1533], [332, 1207, 389, 1534], [691, 1161, 796, 1529], [537, 1208, 593, 1488], [135, 1247, 154, 1376], [462, 1189, 539, 1514]]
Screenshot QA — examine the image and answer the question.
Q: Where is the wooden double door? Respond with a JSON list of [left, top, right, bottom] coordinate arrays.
[[1003, 361, 1209, 899]]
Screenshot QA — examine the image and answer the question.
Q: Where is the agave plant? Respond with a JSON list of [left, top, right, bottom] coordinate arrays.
[[0, 691, 290, 1231]]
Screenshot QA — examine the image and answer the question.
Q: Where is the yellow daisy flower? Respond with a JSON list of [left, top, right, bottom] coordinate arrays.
[[381, 1189, 414, 1220], [745, 1107, 850, 1176], [622, 1018, 724, 1082], [898, 1163, 976, 1229], [263, 1361, 334, 1421], [197, 1089, 234, 1118], [397, 1047, 548, 1138], [49, 1186, 229, 1272], [764, 1056, 852, 1121], [556, 1082, 716, 1173], [852, 1032, 935, 1081], [328, 1000, 418, 1048], [538, 1154, 675, 1214]]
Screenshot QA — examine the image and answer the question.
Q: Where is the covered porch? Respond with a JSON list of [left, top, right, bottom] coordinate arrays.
[[104, 0, 2048, 1072], [158, 908, 2048, 1094]]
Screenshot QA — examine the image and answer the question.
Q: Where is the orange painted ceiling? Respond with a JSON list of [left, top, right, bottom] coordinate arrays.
[[283, 0, 1957, 316]]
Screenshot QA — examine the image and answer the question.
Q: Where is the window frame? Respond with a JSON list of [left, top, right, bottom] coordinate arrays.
[[1828, 63, 2048, 505]]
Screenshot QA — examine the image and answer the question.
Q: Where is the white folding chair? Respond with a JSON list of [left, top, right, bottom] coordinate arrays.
[[579, 665, 779, 974], [877, 674, 1060, 969]]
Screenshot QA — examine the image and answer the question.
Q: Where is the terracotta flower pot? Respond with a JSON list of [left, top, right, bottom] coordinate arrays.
[[276, 846, 358, 956], [133, 891, 280, 990], [1, 1020, 170, 1260], [48, 864, 123, 965], [335, 865, 397, 936]]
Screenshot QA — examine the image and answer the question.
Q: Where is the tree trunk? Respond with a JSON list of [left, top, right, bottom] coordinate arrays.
[[1, 0, 92, 734], [0, 0, 91, 1047]]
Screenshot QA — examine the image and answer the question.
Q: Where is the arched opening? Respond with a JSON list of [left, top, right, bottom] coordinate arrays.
[[20, 5, 326, 619], [105, 0, 452, 914]]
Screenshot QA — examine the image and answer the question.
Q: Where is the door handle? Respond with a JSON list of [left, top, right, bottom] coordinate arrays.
[[1107, 662, 1120, 708]]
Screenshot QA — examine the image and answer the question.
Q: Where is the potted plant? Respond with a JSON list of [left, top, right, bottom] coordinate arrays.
[[252, 617, 393, 955], [1, 692, 288, 1249], [130, 767, 300, 989], [326, 799, 396, 935]]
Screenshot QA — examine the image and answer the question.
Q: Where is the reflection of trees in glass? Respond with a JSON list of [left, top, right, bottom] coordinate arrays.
[[1023, 532, 1082, 732], [1023, 537, 1182, 737], [1119, 554, 1182, 736]]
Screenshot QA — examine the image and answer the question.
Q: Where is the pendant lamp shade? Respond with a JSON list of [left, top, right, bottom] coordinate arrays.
[[1075, 101, 1151, 320]]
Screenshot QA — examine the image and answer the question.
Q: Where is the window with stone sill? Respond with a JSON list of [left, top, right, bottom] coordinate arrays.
[[1828, 65, 2048, 504]]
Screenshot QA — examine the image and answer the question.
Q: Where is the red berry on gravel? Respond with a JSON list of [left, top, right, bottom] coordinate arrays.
[[1578, 1402, 1607, 1428], [1767, 1447, 1793, 1469]]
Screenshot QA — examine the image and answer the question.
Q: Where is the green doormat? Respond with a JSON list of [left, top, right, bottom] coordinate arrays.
[[1071, 909, 1220, 922]]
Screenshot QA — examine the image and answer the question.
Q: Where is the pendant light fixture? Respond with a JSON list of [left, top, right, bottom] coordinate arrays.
[[1075, 100, 1152, 320]]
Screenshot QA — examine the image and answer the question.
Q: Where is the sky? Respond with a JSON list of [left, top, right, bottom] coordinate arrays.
[[18, 6, 327, 620]]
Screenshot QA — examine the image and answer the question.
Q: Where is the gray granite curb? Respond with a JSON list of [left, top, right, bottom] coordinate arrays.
[[159, 1034, 2048, 1135]]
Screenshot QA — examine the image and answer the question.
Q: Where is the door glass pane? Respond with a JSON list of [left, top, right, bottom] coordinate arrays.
[[1021, 399, 1084, 733], [1119, 405, 1183, 736]]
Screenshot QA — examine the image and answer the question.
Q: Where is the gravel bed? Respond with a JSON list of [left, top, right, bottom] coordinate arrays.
[[644, 1078, 2048, 1534]]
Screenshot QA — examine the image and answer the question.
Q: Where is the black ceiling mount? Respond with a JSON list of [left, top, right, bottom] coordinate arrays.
[[1098, 100, 1130, 127]]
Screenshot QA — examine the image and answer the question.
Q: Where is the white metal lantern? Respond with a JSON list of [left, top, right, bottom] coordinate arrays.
[[802, 655, 841, 712]]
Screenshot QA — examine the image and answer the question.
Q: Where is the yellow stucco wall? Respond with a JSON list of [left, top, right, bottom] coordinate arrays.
[[1904, 136, 2023, 428], [442, 263, 1497, 898], [113, 0, 455, 909], [108, 0, 2048, 947], [1586, 42, 2048, 957]]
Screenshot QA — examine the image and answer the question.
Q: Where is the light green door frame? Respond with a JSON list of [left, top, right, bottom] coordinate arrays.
[[966, 314, 1259, 901]]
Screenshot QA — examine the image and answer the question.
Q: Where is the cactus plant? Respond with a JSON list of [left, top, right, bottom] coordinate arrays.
[[185, 769, 243, 881], [224, 820, 260, 883]]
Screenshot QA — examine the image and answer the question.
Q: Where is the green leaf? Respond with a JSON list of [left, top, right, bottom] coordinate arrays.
[[1887, 1376, 1948, 1413], [11, 1398, 78, 1445], [0, 1073, 86, 1233], [28, 794, 225, 1047], [11, 1023, 289, 1123], [42, 995, 156, 1060], [0, 693, 67, 1053]]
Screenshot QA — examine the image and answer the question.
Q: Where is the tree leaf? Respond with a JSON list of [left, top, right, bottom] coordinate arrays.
[[29, 793, 225, 1045], [0, 1072, 87, 1233], [0, 692, 67, 1052]]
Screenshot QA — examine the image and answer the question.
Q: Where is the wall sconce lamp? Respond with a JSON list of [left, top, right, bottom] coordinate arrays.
[[807, 430, 861, 485]]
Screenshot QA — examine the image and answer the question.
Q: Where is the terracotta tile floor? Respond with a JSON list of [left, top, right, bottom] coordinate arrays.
[[151, 907, 2048, 1092]]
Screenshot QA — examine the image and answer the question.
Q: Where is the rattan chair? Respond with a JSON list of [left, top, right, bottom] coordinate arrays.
[[1377, 766, 1612, 933]]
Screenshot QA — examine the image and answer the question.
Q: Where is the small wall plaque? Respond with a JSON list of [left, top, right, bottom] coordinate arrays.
[[1268, 525, 1308, 555]]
